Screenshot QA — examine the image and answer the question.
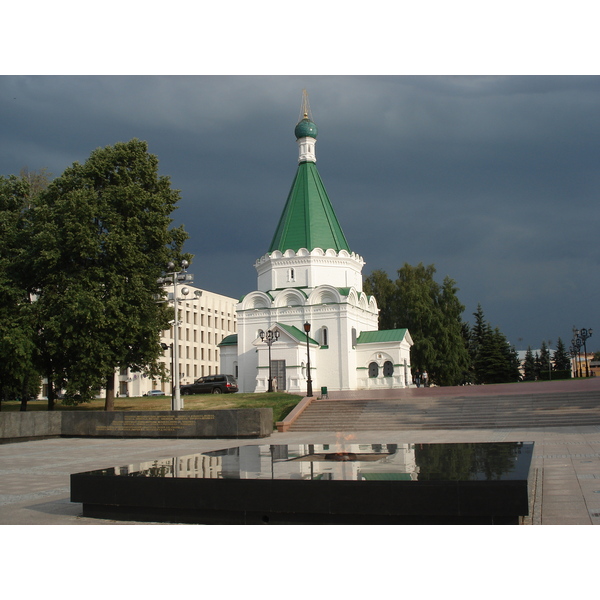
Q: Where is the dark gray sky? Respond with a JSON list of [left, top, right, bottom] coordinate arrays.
[[1, 75, 598, 351], [3, 1, 599, 353]]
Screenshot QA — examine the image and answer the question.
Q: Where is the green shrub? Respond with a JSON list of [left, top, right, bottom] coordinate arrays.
[[538, 370, 571, 381]]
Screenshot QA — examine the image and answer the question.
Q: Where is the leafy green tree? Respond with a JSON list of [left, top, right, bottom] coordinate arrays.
[[26, 139, 190, 410], [0, 175, 41, 408], [366, 272, 520, 387], [366, 263, 470, 386], [364, 269, 396, 330], [20, 167, 52, 209]]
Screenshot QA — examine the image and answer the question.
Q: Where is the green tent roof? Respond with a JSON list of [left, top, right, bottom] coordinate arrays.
[[268, 161, 350, 254]]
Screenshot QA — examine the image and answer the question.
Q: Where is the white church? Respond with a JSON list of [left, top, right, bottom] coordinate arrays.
[[220, 94, 413, 394]]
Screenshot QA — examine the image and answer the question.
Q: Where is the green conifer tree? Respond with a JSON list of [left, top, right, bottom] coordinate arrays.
[[522, 347, 536, 381], [553, 337, 572, 373], [538, 341, 552, 380], [468, 306, 520, 384], [533, 351, 542, 381]]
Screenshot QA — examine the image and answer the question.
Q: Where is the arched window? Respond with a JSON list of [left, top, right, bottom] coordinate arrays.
[[288, 268, 295, 282], [383, 361, 394, 377], [369, 362, 379, 378], [322, 326, 328, 347]]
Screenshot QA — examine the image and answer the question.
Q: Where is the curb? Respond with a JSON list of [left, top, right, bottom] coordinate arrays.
[[276, 395, 316, 432]]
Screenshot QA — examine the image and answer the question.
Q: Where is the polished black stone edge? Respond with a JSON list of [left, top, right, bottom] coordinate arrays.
[[79, 504, 521, 525], [71, 474, 530, 525]]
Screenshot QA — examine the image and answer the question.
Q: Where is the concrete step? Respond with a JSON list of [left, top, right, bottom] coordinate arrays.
[[288, 390, 600, 431]]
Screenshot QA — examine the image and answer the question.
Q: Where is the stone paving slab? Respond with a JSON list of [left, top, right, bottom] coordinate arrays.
[[2, 425, 600, 524]]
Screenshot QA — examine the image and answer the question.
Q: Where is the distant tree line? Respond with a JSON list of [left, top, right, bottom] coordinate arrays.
[[0, 140, 190, 411], [522, 338, 573, 381], [467, 304, 521, 385], [364, 264, 523, 386]]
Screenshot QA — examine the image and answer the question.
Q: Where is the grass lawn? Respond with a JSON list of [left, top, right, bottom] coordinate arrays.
[[0, 392, 303, 428]]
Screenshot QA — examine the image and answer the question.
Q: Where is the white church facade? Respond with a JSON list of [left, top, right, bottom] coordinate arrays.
[[220, 94, 413, 394]]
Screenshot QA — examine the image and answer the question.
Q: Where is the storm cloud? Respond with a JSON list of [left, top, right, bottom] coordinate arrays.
[[1, 75, 597, 350]]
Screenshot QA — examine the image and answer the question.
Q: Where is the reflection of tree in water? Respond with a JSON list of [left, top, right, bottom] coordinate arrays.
[[473, 443, 521, 480], [415, 444, 474, 480], [415, 443, 521, 481]]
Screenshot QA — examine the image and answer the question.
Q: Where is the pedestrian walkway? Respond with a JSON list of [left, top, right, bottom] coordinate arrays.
[[2, 422, 600, 524]]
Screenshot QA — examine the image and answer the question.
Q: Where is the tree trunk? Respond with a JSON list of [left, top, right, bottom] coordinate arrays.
[[19, 378, 29, 412], [47, 368, 55, 411], [104, 373, 115, 411]]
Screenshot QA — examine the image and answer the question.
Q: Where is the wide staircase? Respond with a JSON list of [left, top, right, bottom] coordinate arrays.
[[287, 387, 600, 431]]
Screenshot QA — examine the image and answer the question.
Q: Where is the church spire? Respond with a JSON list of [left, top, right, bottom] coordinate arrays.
[[268, 92, 350, 254], [298, 88, 314, 123], [294, 89, 318, 163]]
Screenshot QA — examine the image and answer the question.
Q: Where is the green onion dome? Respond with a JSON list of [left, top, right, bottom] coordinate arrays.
[[294, 116, 318, 139]]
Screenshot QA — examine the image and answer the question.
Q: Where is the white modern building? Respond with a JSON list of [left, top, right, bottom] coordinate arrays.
[[38, 283, 238, 400], [220, 94, 413, 394], [118, 284, 238, 397]]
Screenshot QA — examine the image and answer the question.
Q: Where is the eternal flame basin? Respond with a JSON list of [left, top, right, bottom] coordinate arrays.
[[70, 441, 534, 524]]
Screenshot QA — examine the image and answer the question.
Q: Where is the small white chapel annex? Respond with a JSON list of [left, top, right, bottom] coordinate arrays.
[[219, 93, 413, 394]]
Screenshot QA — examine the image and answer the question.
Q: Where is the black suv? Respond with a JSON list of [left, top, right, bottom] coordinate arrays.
[[180, 374, 239, 395]]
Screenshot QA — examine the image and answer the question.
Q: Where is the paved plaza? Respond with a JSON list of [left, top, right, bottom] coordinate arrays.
[[2, 423, 600, 524]]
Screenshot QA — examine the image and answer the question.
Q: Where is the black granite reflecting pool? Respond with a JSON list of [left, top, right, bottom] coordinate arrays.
[[71, 441, 534, 524]]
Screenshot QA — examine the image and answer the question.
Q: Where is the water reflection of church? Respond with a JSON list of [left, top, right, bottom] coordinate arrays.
[[129, 444, 420, 482]]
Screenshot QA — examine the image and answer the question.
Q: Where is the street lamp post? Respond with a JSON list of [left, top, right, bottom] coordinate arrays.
[[569, 345, 578, 379], [259, 329, 279, 392], [573, 327, 593, 377], [576, 337, 583, 377], [159, 260, 195, 411], [304, 322, 313, 397], [160, 342, 174, 403]]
